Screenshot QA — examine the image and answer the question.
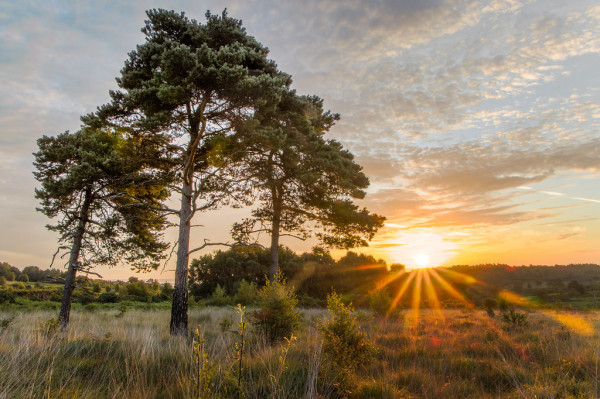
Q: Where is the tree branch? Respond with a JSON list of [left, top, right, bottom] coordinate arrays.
[[187, 239, 264, 256]]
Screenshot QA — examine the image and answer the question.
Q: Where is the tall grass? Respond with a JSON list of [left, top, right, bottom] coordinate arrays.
[[1, 307, 599, 398]]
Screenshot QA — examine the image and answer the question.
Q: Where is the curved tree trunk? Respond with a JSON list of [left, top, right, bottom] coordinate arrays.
[[58, 187, 92, 330], [170, 179, 192, 336]]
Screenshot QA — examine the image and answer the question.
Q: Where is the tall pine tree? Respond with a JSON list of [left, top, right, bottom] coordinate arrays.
[[88, 9, 290, 335]]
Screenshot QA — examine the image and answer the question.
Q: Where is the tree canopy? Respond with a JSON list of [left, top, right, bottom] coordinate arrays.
[[232, 90, 385, 279], [88, 9, 292, 335], [33, 127, 170, 327]]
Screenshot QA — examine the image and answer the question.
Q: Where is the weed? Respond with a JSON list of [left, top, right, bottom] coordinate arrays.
[[219, 317, 233, 333], [0, 315, 15, 334], [36, 317, 59, 339], [234, 304, 247, 398], [115, 303, 128, 318], [502, 307, 528, 328], [269, 334, 297, 399], [192, 326, 217, 398]]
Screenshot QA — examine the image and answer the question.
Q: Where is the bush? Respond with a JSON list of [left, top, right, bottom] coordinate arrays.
[[233, 279, 257, 306], [76, 291, 95, 305], [97, 292, 119, 303], [17, 274, 29, 282], [0, 276, 7, 287], [0, 290, 16, 304], [251, 273, 301, 343], [318, 292, 374, 372], [206, 284, 234, 307], [160, 282, 174, 300], [368, 288, 392, 317]]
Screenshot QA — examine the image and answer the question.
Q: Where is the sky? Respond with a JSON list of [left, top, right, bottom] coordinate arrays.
[[0, 0, 599, 280]]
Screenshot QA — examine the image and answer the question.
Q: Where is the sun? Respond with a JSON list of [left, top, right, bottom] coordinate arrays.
[[415, 253, 429, 268]]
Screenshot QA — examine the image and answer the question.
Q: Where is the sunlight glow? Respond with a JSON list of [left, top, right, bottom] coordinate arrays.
[[383, 230, 459, 269], [416, 253, 429, 267]]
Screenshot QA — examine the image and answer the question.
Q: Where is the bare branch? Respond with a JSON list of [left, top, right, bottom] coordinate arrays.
[[49, 246, 69, 268], [161, 240, 178, 273], [187, 239, 264, 256], [77, 269, 104, 279], [279, 233, 308, 241]]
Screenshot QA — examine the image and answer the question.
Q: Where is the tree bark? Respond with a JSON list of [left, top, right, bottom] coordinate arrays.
[[269, 199, 282, 281], [170, 179, 192, 336], [58, 187, 92, 330]]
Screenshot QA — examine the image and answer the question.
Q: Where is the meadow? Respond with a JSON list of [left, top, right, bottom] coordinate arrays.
[[1, 306, 599, 398]]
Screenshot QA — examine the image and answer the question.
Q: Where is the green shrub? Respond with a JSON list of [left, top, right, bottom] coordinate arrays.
[[206, 284, 234, 307], [160, 282, 174, 300], [233, 279, 257, 306], [97, 292, 119, 303], [0, 290, 16, 304], [83, 303, 99, 312], [318, 292, 374, 372], [368, 287, 392, 317], [0, 276, 7, 287], [76, 291, 95, 305], [16, 282, 26, 290], [115, 303, 128, 318], [17, 274, 29, 282], [251, 273, 301, 343]]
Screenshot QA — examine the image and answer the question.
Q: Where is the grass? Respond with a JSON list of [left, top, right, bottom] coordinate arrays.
[[1, 307, 599, 398]]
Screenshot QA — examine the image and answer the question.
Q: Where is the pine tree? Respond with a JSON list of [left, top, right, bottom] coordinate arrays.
[[232, 91, 385, 280], [87, 9, 291, 335], [34, 127, 170, 328]]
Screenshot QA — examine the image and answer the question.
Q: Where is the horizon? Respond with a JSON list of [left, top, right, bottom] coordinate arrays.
[[1, 0, 599, 280]]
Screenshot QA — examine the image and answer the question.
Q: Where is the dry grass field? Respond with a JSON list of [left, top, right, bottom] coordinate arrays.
[[1, 307, 599, 398]]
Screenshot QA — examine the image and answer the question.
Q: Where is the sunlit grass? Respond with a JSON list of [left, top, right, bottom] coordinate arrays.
[[1, 306, 600, 398]]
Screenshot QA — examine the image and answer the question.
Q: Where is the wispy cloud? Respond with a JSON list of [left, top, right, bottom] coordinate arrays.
[[0, 0, 598, 270]]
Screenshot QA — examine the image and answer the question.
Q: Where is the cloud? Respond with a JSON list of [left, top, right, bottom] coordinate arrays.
[[0, 0, 599, 269]]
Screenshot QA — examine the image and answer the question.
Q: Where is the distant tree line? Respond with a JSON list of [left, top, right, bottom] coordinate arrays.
[[0, 262, 64, 283], [189, 247, 400, 305], [0, 261, 173, 305]]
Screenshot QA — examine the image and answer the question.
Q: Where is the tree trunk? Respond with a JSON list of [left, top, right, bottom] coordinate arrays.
[[170, 179, 192, 336], [58, 188, 92, 330], [269, 200, 282, 281]]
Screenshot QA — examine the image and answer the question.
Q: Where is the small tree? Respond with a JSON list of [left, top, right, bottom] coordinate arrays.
[[251, 272, 301, 342], [318, 292, 374, 373], [34, 127, 170, 329]]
